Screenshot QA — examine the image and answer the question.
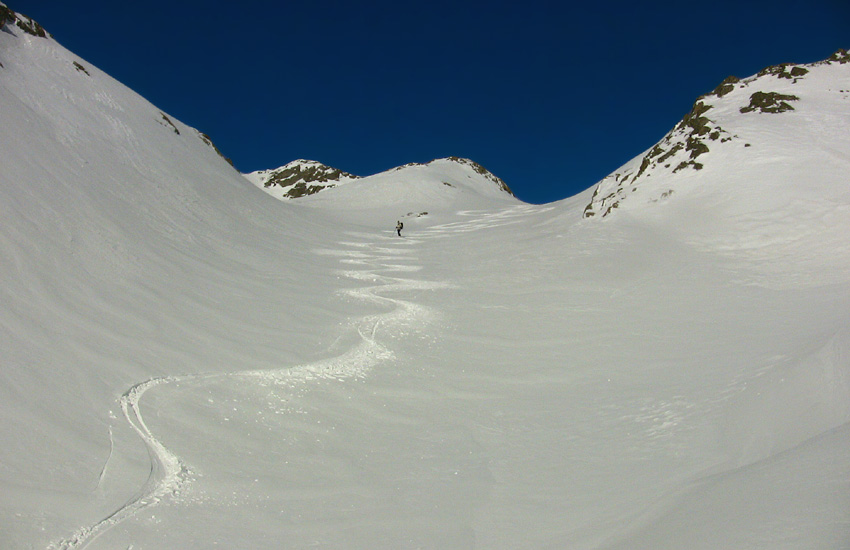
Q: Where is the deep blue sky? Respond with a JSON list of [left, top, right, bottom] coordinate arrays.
[[12, 0, 850, 204]]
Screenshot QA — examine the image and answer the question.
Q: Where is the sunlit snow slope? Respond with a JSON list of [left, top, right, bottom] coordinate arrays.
[[2, 6, 850, 550]]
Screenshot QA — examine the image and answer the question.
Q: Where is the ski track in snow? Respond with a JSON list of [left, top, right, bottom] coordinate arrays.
[[422, 204, 551, 236], [46, 233, 443, 549], [94, 427, 113, 492], [47, 206, 534, 550]]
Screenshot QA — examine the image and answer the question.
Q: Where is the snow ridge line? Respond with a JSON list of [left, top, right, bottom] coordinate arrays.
[[48, 235, 438, 550]]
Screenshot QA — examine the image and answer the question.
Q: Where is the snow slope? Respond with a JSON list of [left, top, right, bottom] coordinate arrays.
[[2, 6, 850, 549]]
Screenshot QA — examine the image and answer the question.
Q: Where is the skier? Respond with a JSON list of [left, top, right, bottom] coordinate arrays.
[[396, 220, 403, 237]]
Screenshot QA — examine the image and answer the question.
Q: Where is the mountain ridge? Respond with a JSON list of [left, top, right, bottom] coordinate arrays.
[[0, 1, 48, 39], [582, 49, 850, 218], [290, 156, 522, 216], [245, 156, 514, 203], [2, 1, 846, 218]]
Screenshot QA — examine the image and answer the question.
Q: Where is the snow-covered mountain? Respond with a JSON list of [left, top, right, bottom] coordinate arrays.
[[245, 156, 514, 206], [293, 156, 518, 215], [582, 49, 850, 218], [2, 4, 850, 550]]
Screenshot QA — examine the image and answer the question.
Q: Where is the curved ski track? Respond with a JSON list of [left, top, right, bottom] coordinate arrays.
[[48, 206, 537, 549], [47, 231, 449, 549]]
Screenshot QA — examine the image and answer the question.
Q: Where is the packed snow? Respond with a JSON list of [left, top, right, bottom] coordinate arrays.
[[1, 8, 849, 549]]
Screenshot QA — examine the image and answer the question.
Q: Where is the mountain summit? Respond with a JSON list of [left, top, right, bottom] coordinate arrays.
[[244, 160, 361, 200]]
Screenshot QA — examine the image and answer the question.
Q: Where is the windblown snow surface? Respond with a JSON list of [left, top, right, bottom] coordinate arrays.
[[2, 11, 850, 550]]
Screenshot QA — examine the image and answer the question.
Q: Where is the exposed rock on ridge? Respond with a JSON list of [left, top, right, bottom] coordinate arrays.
[[0, 2, 49, 38], [245, 160, 360, 199], [582, 51, 848, 219], [445, 157, 514, 197]]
